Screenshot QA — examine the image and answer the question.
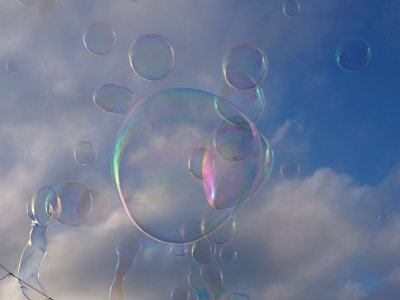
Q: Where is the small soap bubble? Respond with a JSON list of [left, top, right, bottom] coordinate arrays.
[[378, 212, 389, 224], [283, 0, 300, 17], [27, 186, 60, 226], [336, 38, 372, 72], [222, 44, 268, 90], [129, 34, 175, 81], [171, 285, 190, 300], [205, 217, 236, 245], [93, 84, 135, 115], [6, 60, 20, 73], [188, 148, 208, 179], [192, 238, 215, 264], [83, 22, 116, 56], [74, 141, 97, 165], [36, 0, 57, 17], [220, 245, 237, 263], [280, 160, 300, 179]]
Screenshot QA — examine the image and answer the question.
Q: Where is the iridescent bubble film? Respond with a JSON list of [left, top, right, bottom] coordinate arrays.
[[113, 88, 266, 243], [171, 285, 190, 300], [280, 159, 300, 180], [83, 22, 116, 56], [74, 141, 97, 165], [220, 245, 237, 263], [192, 238, 215, 264], [188, 148, 208, 179], [222, 44, 268, 90], [27, 186, 60, 227], [85, 190, 109, 226], [283, 0, 300, 17], [129, 34, 175, 81], [93, 84, 135, 115], [336, 38, 372, 72], [205, 216, 236, 245], [36, 0, 57, 17], [6, 60, 20, 73]]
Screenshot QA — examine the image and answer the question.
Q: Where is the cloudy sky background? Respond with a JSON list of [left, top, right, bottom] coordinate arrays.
[[1, 0, 400, 299]]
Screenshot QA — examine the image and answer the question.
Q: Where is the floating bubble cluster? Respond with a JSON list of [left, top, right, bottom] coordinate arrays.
[[188, 148, 208, 179], [93, 84, 135, 115], [6, 60, 20, 73], [222, 44, 268, 90], [336, 38, 372, 72], [280, 159, 300, 179], [74, 141, 97, 165], [129, 34, 175, 81], [83, 22, 116, 56], [283, 0, 300, 17]]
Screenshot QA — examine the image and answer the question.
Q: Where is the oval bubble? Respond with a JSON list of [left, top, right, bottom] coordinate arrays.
[[129, 34, 175, 81], [27, 186, 60, 227], [83, 22, 116, 56], [113, 88, 267, 243], [74, 141, 97, 165], [192, 239, 215, 264], [85, 191, 109, 226], [93, 84, 135, 115], [50, 182, 92, 227], [220, 244, 237, 263], [280, 160, 300, 179], [188, 148, 208, 179], [36, 0, 57, 17], [336, 38, 372, 72], [6, 60, 20, 73], [222, 44, 268, 90], [205, 216, 236, 245], [171, 285, 190, 300], [283, 0, 300, 17]]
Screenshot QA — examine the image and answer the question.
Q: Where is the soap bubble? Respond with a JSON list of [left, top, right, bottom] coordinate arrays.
[[27, 186, 60, 227], [83, 22, 116, 56], [378, 212, 389, 224], [283, 0, 300, 17], [113, 88, 267, 243], [280, 160, 300, 179], [85, 191, 109, 226], [36, 0, 57, 17], [171, 285, 190, 300], [220, 245, 237, 263], [6, 60, 20, 73], [74, 141, 97, 165], [50, 182, 92, 227], [215, 83, 265, 123], [129, 34, 175, 81], [222, 44, 268, 90], [335, 38, 372, 72], [93, 84, 135, 115], [200, 265, 224, 295], [188, 148, 208, 179], [205, 216, 236, 244], [192, 238, 215, 264], [16, 0, 36, 6]]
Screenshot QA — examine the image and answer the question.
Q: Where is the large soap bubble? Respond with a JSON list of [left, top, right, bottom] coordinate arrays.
[[335, 38, 372, 72], [113, 88, 268, 244]]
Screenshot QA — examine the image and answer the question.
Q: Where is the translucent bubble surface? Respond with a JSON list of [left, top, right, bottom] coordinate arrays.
[[129, 34, 175, 81], [220, 245, 237, 263], [36, 0, 57, 17], [188, 148, 208, 179], [74, 141, 97, 165], [283, 0, 300, 17], [336, 38, 372, 72], [51, 182, 92, 226], [113, 88, 267, 243], [6, 60, 20, 73], [83, 22, 116, 56], [93, 84, 135, 115], [85, 191, 109, 226], [171, 285, 190, 300], [200, 265, 225, 299], [280, 160, 300, 179], [192, 239, 215, 264], [188, 265, 211, 300], [27, 186, 60, 227], [205, 216, 236, 245], [222, 44, 268, 90]]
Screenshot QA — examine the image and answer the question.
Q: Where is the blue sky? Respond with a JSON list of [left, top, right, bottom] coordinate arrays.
[[1, 0, 400, 300]]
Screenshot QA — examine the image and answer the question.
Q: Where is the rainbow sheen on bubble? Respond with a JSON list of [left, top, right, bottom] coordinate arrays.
[[27, 186, 60, 227], [220, 245, 237, 263], [6, 60, 20, 73], [205, 216, 236, 245], [129, 34, 175, 81], [36, 0, 57, 17], [283, 0, 300, 17], [74, 141, 97, 165], [192, 238, 215, 264], [336, 38, 372, 72], [83, 22, 116, 56], [113, 88, 267, 243], [280, 160, 300, 179], [222, 44, 268, 90], [93, 84, 135, 115]]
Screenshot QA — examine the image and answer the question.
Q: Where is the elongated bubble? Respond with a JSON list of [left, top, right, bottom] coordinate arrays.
[[109, 236, 142, 300], [93, 84, 135, 115], [27, 186, 60, 227]]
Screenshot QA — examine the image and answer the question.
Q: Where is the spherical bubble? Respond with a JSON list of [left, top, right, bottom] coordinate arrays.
[[16, 0, 36, 6], [171, 285, 190, 300], [113, 88, 267, 243], [83, 22, 116, 56], [74, 141, 97, 165], [215, 83, 265, 123], [170, 244, 186, 257], [220, 245, 237, 263], [192, 239, 215, 264], [50, 182, 92, 226], [85, 191, 109, 226], [188, 148, 208, 179], [36, 0, 57, 17], [129, 34, 175, 81], [6, 60, 20, 73], [283, 0, 300, 17], [335, 38, 372, 72], [222, 44, 268, 90], [27, 186, 60, 226], [280, 160, 300, 179], [205, 216, 236, 244], [93, 84, 135, 115], [378, 212, 389, 224]]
